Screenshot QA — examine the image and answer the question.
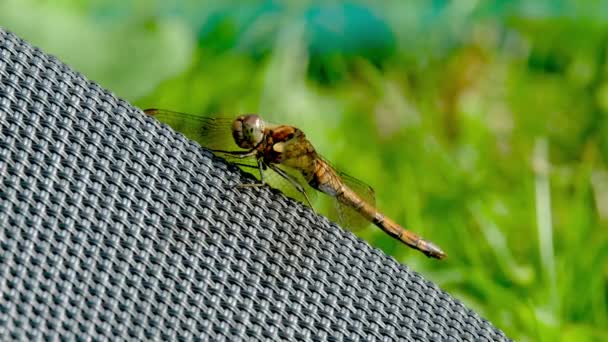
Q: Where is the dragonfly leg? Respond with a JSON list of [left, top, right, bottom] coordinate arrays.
[[233, 158, 266, 189], [268, 164, 314, 208], [211, 149, 257, 159], [230, 162, 257, 169]]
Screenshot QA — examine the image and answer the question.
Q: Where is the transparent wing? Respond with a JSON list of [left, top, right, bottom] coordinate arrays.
[[144, 108, 236, 151], [265, 165, 317, 208], [145, 108, 316, 207], [146, 108, 258, 171], [320, 156, 376, 231]]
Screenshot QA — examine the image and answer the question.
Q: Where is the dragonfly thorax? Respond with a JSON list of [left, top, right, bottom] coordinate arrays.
[[232, 114, 265, 149]]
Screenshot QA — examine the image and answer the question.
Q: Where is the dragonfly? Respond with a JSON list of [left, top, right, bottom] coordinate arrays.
[[144, 109, 446, 259]]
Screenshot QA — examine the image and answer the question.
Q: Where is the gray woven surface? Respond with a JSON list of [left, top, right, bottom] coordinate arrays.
[[0, 28, 510, 341]]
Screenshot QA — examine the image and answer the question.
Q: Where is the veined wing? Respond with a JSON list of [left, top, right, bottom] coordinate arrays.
[[276, 136, 375, 220], [144, 108, 236, 151], [265, 164, 317, 208], [320, 156, 376, 232]]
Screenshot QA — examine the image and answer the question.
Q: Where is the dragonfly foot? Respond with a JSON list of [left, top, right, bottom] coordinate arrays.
[[232, 182, 266, 190], [420, 240, 447, 260]]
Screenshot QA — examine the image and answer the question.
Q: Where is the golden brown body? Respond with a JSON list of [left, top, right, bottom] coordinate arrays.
[[261, 125, 446, 259]]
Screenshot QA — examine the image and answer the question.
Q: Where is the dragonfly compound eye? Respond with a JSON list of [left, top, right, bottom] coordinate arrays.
[[232, 114, 265, 149]]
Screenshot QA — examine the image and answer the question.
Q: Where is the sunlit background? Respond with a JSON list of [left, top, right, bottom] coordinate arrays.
[[3, 0, 608, 340]]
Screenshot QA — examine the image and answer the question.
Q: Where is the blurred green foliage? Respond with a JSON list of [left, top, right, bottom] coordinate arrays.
[[3, 0, 608, 340]]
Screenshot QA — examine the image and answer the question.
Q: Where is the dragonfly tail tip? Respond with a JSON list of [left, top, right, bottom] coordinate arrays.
[[424, 241, 447, 260]]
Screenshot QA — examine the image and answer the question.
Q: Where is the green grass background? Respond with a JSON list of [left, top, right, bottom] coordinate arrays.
[[3, 1, 608, 340]]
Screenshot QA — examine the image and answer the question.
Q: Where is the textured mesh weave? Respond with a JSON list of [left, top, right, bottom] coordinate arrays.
[[0, 28, 511, 341]]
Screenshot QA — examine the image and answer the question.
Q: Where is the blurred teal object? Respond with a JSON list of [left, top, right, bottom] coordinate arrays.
[[305, 3, 394, 57], [197, 1, 282, 57], [305, 2, 395, 83]]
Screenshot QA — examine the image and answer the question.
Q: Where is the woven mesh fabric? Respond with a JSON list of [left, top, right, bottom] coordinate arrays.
[[0, 28, 510, 341]]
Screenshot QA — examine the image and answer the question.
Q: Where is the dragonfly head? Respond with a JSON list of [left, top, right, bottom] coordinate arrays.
[[232, 114, 265, 149]]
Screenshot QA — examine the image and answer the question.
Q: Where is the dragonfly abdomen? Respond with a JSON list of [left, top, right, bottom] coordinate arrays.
[[308, 159, 446, 259], [376, 215, 446, 259], [352, 193, 446, 259]]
